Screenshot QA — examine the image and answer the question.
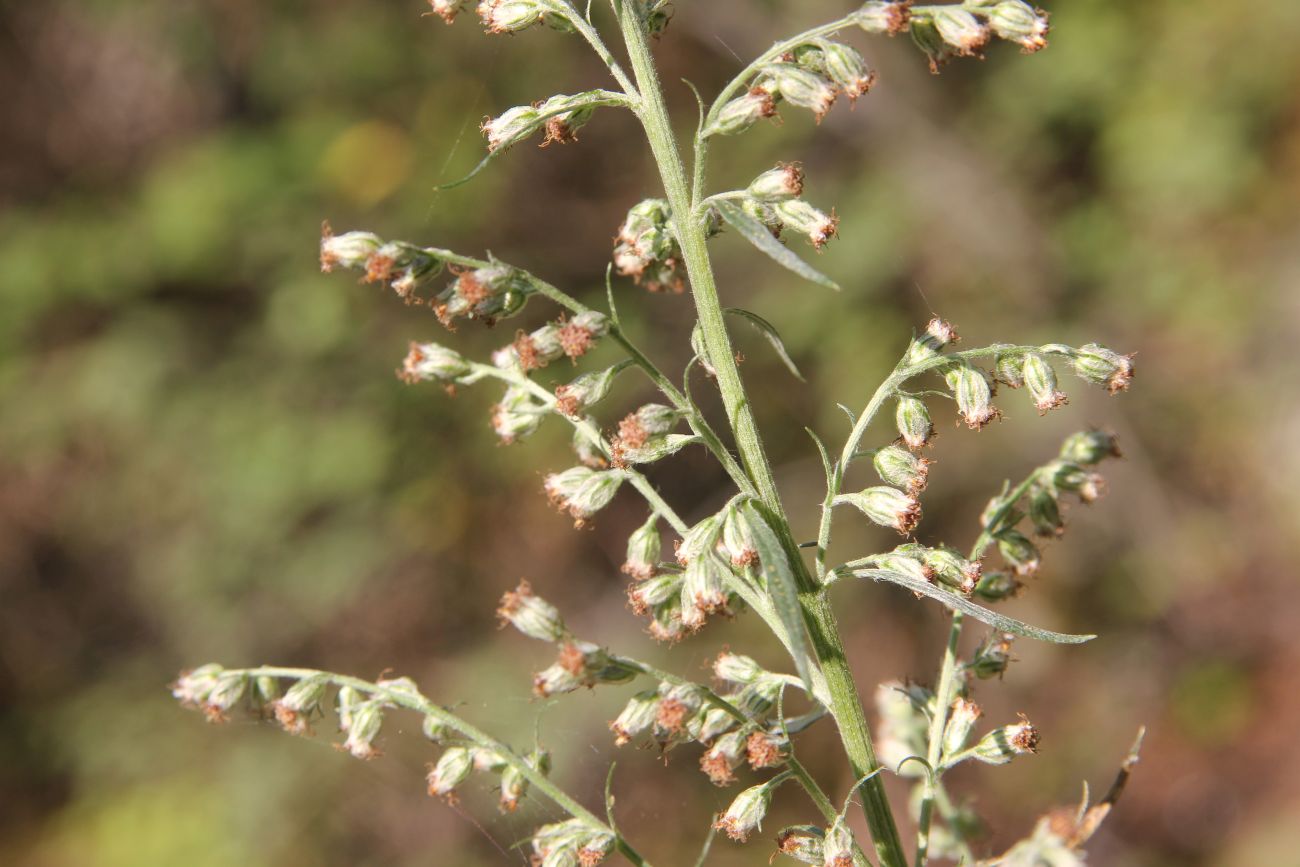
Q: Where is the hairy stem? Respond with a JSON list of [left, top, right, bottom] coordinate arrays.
[[614, 7, 906, 865]]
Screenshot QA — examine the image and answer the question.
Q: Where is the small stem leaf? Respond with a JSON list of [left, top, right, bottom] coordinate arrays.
[[806, 427, 834, 489], [725, 307, 806, 381], [851, 568, 1096, 644], [837, 403, 858, 426], [743, 501, 820, 694], [713, 199, 841, 291]]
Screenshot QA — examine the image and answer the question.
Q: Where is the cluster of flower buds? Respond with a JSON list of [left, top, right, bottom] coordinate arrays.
[[172, 664, 250, 724], [530, 819, 615, 866], [834, 484, 922, 535], [320, 224, 445, 305], [874, 680, 934, 775], [867, 542, 984, 595], [908, 1, 1050, 73], [497, 583, 636, 697], [476, 0, 573, 35], [426, 742, 550, 812], [544, 465, 624, 525], [706, 37, 877, 136], [493, 311, 609, 372], [735, 163, 841, 250], [608, 655, 793, 788], [482, 90, 622, 151], [612, 199, 684, 293], [434, 263, 533, 328]]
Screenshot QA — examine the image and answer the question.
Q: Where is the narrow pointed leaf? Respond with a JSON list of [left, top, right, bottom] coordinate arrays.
[[725, 307, 805, 381], [851, 568, 1096, 644], [742, 501, 819, 693], [714, 199, 840, 291]]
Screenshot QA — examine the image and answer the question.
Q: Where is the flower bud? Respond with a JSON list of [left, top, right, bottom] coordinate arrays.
[[874, 547, 934, 584], [854, 2, 911, 35], [481, 104, 541, 152], [609, 690, 659, 747], [941, 698, 983, 759], [733, 677, 782, 720], [544, 466, 624, 523], [697, 707, 736, 744], [714, 652, 765, 686], [654, 684, 703, 739], [427, 745, 475, 800], [499, 747, 549, 812], [270, 673, 329, 735], [971, 716, 1040, 765], [336, 685, 363, 733], [747, 163, 804, 201], [682, 556, 729, 623], [996, 529, 1040, 576], [1071, 343, 1135, 394], [532, 662, 585, 698], [715, 780, 776, 841], [555, 364, 624, 418], [435, 263, 531, 327], [704, 86, 779, 137], [994, 347, 1026, 388], [1022, 353, 1067, 414], [614, 199, 683, 293], [477, 0, 570, 34], [746, 730, 787, 769], [873, 445, 931, 496], [922, 546, 982, 595], [768, 64, 839, 122], [497, 581, 566, 643], [988, 1, 1050, 53], [718, 500, 759, 567], [1051, 462, 1106, 503], [206, 672, 248, 717], [1059, 430, 1121, 466], [822, 815, 856, 867], [571, 427, 607, 469], [776, 826, 826, 865], [944, 364, 999, 430], [627, 570, 682, 615], [967, 632, 1015, 679], [973, 571, 1022, 603], [909, 15, 953, 74], [342, 700, 383, 759], [931, 7, 990, 56], [319, 227, 382, 272], [647, 597, 687, 643], [835, 486, 922, 535], [426, 1, 467, 23], [172, 664, 224, 708], [1028, 487, 1064, 537], [677, 513, 723, 564], [820, 41, 876, 101], [895, 395, 934, 450], [400, 341, 471, 385], [492, 386, 547, 443], [621, 514, 662, 581], [741, 198, 784, 236], [577, 831, 615, 866], [903, 317, 959, 365], [700, 730, 746, 786], [774, 199, 838, 250], [253, 675, 279, 707]]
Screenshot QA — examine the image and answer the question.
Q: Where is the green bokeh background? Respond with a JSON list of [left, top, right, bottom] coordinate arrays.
[[2, 1, 1298, 865]]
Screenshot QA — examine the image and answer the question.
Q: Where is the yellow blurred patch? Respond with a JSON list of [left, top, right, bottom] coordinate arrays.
[[319, 120, 415, 207]]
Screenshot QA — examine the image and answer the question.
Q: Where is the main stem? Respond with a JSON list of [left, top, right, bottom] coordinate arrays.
[[614, 8, 906, 866]]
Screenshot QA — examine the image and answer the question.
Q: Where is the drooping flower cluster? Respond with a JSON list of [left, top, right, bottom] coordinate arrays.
[[612, 198, 685, 293]]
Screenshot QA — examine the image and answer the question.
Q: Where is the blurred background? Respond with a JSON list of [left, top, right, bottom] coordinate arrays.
[[2, 1, 1299, 864]]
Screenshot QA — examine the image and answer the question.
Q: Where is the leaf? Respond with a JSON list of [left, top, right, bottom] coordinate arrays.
[[725, 307, 805, 381], [713, 199, 840, 291], [742, 501, 819, 694], [837, 403, 857, 426], [805, 427, 833, 487], [852, 568, 1096, 644]]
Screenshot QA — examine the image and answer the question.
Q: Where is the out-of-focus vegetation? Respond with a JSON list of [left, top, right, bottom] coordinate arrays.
[[2, 1, 1298, 865]]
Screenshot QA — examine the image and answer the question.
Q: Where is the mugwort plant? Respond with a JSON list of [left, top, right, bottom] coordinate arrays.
[[175, 2, 1143, 864]]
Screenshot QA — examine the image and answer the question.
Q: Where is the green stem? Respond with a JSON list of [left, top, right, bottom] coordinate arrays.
[[225, 667, 652, 866], [614, 8, 906, 866]]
